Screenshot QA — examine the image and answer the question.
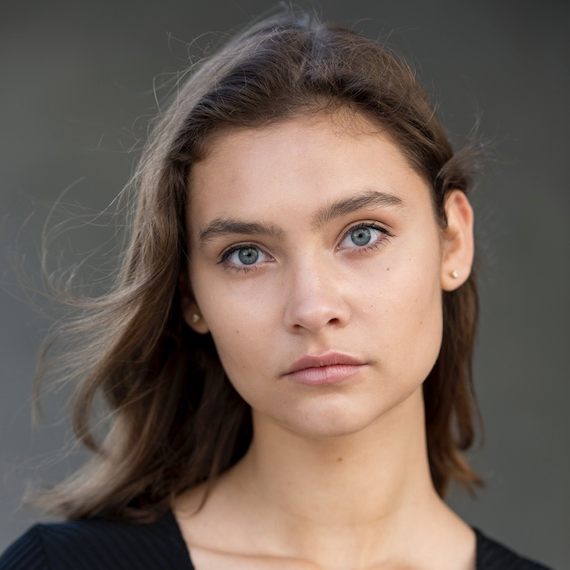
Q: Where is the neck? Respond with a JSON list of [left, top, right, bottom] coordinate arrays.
[[175, 387, 474, 569], [223, 387, 452, 564], [240, 387, 435, 526]]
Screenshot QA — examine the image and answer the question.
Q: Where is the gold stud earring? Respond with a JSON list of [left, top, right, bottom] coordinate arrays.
[[451, 269, 459, 279], [191, 313, 201, 323]]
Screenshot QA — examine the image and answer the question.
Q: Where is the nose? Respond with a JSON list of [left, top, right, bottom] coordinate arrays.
[[282, 256, 350, 334]]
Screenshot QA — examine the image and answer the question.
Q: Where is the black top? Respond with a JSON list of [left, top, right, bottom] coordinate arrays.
[[0, 510, 552, 569]]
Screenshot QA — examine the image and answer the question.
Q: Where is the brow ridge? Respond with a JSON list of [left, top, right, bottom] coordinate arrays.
[[312, 190, 403, 229], [198, 190, 403, 246], [199, 219, 286, 245]]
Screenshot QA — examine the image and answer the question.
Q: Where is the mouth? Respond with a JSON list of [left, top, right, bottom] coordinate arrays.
[[284, 352, 366, 386]]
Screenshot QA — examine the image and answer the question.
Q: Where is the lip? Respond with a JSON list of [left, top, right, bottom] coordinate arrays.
[[284, 352, 366, 386]]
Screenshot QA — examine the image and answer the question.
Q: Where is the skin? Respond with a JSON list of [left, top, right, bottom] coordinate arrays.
[[176, 112, 476, 569]]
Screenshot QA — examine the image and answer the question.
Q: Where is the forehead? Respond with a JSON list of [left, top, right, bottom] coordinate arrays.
[[187, 113, 430, 232]]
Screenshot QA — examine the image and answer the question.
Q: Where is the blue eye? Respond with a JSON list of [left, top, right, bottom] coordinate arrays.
[[340, 223, 388, 249], [221, 245, 270, 268], [350, 227, 372, 246], [237, 247, 259, 265]]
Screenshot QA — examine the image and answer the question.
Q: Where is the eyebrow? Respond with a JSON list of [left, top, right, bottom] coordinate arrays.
[[197, 189, 403, 247], [198, 219, 286, 246], [312, 190, 403, 229]]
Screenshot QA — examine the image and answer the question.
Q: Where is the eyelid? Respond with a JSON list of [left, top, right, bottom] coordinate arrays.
[[216, 221, 392, 271], [219, 242, 264, 262], [338, 221, 393, 248], [217, 243, 273, 273]]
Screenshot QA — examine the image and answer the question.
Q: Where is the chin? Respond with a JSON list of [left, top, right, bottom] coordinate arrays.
[[277, 401, 385, 440], [273, 385, 425, 441], [300, 422, 373, 440]]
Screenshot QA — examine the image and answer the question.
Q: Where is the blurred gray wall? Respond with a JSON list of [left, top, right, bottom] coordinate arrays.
[[1, 1, 568, 567]]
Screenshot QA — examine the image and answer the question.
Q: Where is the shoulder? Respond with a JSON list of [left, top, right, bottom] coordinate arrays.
[[0, 512, 193, 570], [0, 525, 47, 570], [475, 528, 553, 570]]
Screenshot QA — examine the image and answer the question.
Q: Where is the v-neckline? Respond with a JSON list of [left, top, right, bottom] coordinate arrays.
[[164, 508, 521, 570], [161, 509, 197, 569]]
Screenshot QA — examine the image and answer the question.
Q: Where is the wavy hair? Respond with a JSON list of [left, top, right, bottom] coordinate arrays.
[[35, 10, 482, 522]]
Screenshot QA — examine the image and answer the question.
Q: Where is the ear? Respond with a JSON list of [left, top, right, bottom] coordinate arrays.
[[180, 281, 210, 334], [440, 190, 475, 291]]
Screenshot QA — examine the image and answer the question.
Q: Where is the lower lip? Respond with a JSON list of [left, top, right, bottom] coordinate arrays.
[[285, 364, 364, 386]]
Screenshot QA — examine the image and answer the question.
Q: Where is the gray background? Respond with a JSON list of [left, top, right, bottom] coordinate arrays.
[[1, 1, 568, 567]]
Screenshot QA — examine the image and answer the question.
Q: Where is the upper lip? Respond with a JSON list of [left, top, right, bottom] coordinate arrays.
[[284, 352, 365, 375]]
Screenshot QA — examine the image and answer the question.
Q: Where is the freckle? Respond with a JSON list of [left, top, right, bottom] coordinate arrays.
[[337, 457, 343, 462]]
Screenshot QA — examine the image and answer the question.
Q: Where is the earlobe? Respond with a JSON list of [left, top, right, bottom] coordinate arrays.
[[440, 190, 475, 292], [181, 294, 210, 334]]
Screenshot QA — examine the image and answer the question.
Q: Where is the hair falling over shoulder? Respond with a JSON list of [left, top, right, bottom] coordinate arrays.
[[33, 8, 484, 522]]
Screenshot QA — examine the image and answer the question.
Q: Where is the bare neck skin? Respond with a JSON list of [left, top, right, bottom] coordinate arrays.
[[174, 388, 475, 570]]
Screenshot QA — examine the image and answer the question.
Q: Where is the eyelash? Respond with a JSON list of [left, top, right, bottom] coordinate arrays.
[[218, 246, 268, 274], [341, 222, 392, 254], [218, 222, 393, 273]]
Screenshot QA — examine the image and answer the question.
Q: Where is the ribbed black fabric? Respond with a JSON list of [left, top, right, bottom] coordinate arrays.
[[0, 512, 193, 570], [474, 528, 553, 570], [0, 511, 553, 569]]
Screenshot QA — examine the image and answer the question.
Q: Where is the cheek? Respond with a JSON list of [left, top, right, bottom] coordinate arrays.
[[403, 282, 443, 380], [207, 319, 280, 417], [368, 248, 443, 381], [191, 271, 277, 381]]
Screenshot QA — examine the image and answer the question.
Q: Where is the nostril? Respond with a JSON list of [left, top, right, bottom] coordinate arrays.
[[282, 267, 351, 333], [286, 299, 349, 333]]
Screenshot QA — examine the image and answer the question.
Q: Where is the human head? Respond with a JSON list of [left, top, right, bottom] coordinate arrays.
[[42, 9, 482, 521]]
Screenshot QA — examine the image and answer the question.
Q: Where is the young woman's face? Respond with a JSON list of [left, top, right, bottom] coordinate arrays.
[[185, 113, 468, 439]]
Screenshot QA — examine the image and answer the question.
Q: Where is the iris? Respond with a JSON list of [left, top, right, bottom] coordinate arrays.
[[238, 247, 259, 265], [351, 227, 372, 246]]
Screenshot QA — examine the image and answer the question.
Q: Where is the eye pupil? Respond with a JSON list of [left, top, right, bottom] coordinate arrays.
[[351, 227, 372, 246], [238, 247, 259, 265]]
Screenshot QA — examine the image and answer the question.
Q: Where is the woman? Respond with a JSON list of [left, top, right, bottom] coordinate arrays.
[[0, 11, 551, 570]]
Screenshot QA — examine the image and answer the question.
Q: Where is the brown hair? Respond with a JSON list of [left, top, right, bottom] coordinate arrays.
[[35, 10, 482, 522]]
